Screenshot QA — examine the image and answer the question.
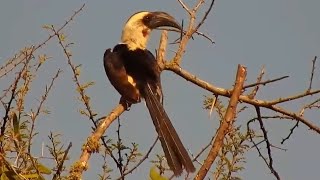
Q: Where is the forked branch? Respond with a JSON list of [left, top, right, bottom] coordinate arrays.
[[195, 65, 246, 180]]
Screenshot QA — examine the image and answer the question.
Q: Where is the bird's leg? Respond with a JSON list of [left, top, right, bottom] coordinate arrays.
[[119, 96, 132, 111]]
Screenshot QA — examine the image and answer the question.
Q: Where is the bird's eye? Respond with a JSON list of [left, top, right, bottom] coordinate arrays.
[[143, 15, 152, 23]]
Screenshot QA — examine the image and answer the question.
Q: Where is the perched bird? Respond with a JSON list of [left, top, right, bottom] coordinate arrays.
[[103, 11, 195, 176]]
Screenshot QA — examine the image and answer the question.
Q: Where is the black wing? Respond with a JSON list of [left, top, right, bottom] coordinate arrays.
[[103, 48, 140, 103], [104, 45, 195, 175]]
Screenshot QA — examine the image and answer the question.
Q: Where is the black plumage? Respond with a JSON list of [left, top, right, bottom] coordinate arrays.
[[103, 11, 195, 176]]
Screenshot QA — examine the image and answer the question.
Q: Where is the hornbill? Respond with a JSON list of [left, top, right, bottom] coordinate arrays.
[[103, 11, 195, 176]]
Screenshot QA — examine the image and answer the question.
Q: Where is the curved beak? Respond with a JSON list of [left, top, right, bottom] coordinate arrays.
[[148, 11, 182, 30]]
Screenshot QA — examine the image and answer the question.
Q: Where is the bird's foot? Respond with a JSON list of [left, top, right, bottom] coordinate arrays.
[[119, 97, 132, 111]]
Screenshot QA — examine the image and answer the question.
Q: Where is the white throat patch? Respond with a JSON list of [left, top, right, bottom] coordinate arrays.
[[121, 11, 151, 51]]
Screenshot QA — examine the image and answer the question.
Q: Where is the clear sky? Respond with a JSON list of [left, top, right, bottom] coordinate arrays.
[[1, 0, 320, 179]]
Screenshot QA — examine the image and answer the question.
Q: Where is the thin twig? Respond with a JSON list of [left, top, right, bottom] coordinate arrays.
[[52, 142, 72, 180], [53, 24, 121, 177], [268, 89, 320, 105], [1, 48, 33, 141], [193, 135, 215, 161], [172, 0, 216, 64], [255, 106, 280, 180], [247, 120, 270, 168], [243, 75, 289, 89], [193, 0, 205, 12], [28, 69, 62, 155], [307, 56, 317, 92], [157, 27, 215, 44], [165, 64, 320, 133], [116, 118, 124, 179], [116, 137, 159, 180], [69, 104, 126, 179], [194, 0, 215, 33], [281, 121, 299, 144], [177, 0, 191, 14], [247, 66, 265, 99]]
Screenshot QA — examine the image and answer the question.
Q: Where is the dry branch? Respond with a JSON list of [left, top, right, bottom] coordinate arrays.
[[173, 0, 216, 64], [195, 65, 246, 179], [116, 137, 159, 180], [69, 104, 125, 179], [255, 106, 280, 180], [157, 31, 168, 70], [165, 64, 320, 133]]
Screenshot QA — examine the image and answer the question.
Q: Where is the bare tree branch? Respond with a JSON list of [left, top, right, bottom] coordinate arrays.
[[254, 106, 280, 180], [52, 142, 72, 180], [247, 66, 265, 99], [281, 121, 299, 144], [116, 137, 159, 180], [173, 0, 215, 64], [177, 0, 191, 15], [307, 56, 317, 92], [157, 31, 168, 71], [69, 104, 126, 179], [194, 0, 215, 33], [243, 75, 289, 89], [195, 65, 246, 179], [165, 64, 320, 133], [157, 27, 215, 44]]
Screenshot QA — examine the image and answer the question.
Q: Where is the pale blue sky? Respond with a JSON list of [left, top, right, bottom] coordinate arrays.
[[1, 0, 320, 179]]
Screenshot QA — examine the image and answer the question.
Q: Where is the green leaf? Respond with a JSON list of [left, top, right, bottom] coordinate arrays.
[[37, 163, 52, 175]]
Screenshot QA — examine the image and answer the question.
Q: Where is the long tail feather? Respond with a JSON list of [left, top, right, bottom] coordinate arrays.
[[142, 83, 195, 176]]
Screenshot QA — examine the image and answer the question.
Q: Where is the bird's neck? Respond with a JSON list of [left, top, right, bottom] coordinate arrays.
[[121, 26, 151, 51]]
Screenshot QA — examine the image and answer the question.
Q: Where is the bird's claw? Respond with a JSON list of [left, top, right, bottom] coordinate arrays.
[[120, 97, 132, 111]]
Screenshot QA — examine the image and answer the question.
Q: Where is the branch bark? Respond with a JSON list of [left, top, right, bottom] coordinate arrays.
[[69, 103, 125, 179], [195, 65, 246, 179], [165, 64, 320, 133]]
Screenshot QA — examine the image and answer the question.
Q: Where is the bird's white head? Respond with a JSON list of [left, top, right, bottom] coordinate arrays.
[[121, 11, 182, 51]]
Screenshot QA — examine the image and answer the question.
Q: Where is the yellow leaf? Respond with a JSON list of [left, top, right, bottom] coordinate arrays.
[[66, 50, 72, 57], [59, 33, 65, 42], [1, 173, 9, 180], [42, 24, 52, 30], [11, 112, 21, 141], [38, 54, 48, 65], [75, 66, 81, 76], [37, 163, 52, 175], [149, 166, 168, 180], [81, 81, 95, 90]]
